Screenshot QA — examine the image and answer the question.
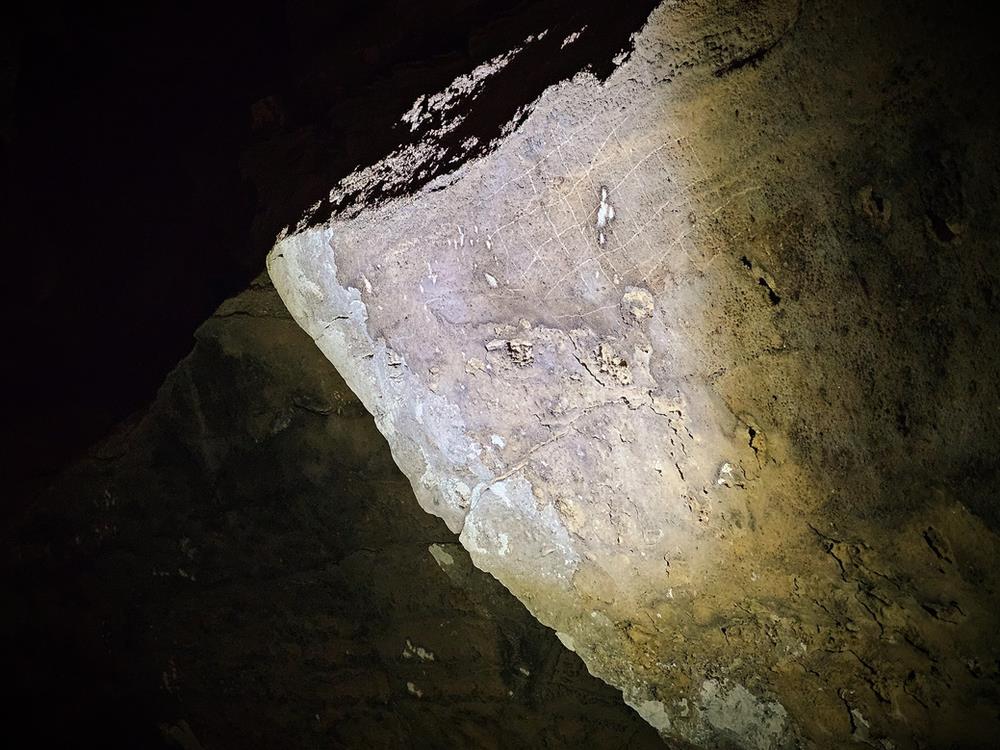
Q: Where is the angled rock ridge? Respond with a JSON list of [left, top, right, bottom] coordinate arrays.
[[269, 1, 1000, 747]]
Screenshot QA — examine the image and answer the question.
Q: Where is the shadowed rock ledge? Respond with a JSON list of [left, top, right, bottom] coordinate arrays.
[[3, 278, 663, 749]]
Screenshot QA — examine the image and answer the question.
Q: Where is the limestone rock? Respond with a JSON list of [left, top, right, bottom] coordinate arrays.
[[269, 1, 1000, 747]]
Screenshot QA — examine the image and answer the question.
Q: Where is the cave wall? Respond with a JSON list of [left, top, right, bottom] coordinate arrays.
[[268, 1, 1000, 747]]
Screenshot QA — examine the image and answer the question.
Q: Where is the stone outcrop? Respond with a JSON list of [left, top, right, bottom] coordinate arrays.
[[268, 1, 1000, 747]]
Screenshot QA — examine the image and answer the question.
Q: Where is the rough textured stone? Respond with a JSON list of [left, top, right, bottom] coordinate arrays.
[[268, 1, 1000, 747]]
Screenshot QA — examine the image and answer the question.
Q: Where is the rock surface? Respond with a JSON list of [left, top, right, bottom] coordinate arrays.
[[3, 278, 662, 749], [268, 1, 1000, 747]]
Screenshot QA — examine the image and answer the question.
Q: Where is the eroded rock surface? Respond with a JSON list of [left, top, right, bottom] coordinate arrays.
[[269, 1, 1000, 747]]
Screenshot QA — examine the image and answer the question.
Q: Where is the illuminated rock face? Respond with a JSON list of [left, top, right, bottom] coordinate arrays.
[[269, 1, 1000, 747]]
